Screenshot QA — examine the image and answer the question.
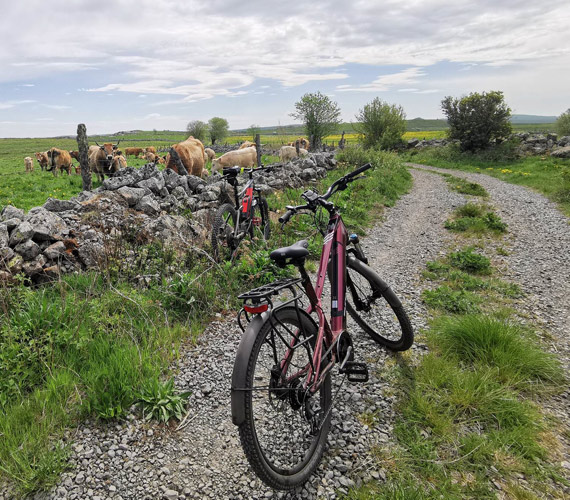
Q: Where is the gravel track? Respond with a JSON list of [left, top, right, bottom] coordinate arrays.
[[15, 165, 568, 500]]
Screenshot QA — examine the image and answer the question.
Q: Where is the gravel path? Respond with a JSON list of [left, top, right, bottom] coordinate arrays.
[[17, 165, 568, 500]]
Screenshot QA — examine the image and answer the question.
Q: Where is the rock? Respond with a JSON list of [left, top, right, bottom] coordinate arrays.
[[77, 240, 104, 268], [407, 138, 420, 148], [0, 247, 15, 267], [23, 256, 46, 277], [186, 175, 205, 193], [9, 221, 34, 246], [44, 241, 67, 260], [43, 198, 81, 213], [551, 146, 570, 159], [25, 208, 68, 241], [117, 187, 146, 207], [136, 176, 165, 195], [1, 205, 25, 221], [0, 223, 8, 247], [136, 195, 161, 216], [43, 265, 61, 279], [8, 254, 24, 273], [102, 174, 139, 191], [3, 218, 21, 231], [14, 239, 41, 261], [164, 489, 178, 499]]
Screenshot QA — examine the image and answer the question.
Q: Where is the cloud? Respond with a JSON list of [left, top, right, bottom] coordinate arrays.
[[0, 99, 36, 109], [337, 67, 427, 92]]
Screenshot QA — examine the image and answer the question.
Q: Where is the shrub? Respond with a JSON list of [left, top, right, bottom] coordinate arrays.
[[355, 97, 406, 150], [208, 117, 229, 145], [555, 108, 570, 136], [186, 120, 208, 142], [137, 378, 190, 423], [441, 91, 512, 152]]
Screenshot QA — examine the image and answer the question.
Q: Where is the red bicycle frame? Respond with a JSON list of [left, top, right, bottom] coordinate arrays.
[[279, 212, 348, 393]]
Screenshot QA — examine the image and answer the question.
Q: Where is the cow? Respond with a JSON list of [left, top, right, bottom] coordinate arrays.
[[124, 147, 143, 157], [35, 151, 48, 171], [143, 146, 156, 155], [279, 145, 308, 162], [211, 146, 256, 174], [69, 150, 80, 161], [165, 137, 206, 178], [287, 137, 310, 150], [24, 156, 34, 173], [111, 154, 127, 172], [204, 148, 215, 161], [46, 148, 72, 176], [143, 151, 157, 163], [88, 141, 121, 182], [239, 141, 256, 149]]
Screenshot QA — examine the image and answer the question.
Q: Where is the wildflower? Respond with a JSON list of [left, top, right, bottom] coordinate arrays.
[[486, 167, 494, 170]]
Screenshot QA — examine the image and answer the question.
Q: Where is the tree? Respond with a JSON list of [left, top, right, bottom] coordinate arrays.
[[355, 97, 406, 149], [209, 117, 229, 145], [186, 120, 208, 142], [247, 124, 260, 140], [441, 91, 512, 152], [555, 109, 570, 136], [290, 91, 341, 150]]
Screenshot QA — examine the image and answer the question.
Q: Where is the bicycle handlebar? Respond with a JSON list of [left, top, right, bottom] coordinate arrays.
[[278, 163, 372, 225]]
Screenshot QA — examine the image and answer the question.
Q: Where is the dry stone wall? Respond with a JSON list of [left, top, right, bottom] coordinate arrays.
[[0, 153, 337, 282]]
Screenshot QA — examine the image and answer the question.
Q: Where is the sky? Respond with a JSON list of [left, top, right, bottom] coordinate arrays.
[[0, 0, 568, 138]]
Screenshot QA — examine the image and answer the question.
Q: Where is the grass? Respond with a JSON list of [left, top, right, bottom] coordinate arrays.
[[444, 203, 507, 235], [443, 175, 488, 197], [347, 180, 566, 499], [402, 144, 570, 216], [0, 147, 412, 496]]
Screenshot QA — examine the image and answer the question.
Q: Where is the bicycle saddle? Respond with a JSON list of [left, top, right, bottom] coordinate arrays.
[[269, 240, 309, 264]]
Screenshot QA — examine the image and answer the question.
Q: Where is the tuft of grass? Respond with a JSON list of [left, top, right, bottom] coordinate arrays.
[[430, 315, 565, 391], [137, 378, 190, 423], [445, 203, 507, 234], [444, 175, 488, 197]]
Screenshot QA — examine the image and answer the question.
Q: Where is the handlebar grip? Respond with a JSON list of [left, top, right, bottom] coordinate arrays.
[[346, 163, 372, 179], [278, 210, 294, 224]]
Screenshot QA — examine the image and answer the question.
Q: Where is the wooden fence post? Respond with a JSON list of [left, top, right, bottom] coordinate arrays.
[[255, 134, 261, 167], [77, 124, 91, 191], [295, 140, 300, 156]]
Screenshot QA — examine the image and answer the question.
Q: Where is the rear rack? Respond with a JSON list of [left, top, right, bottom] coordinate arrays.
[[237, 277, 305, 332]]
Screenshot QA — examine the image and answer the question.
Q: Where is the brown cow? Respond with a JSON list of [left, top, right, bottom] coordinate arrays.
[[111, 154, 127, 172], [124, 147, 143, 157], [143, 146, 156, 154], [88, 141, 120, 182], [143, 151, 157, 163], [165, 137, 206, 177], [69, 150, 80, 161], [46, 148, 72, 176], [239, 141, 256, 149], [35, 151, 48, 171], [287, 137, 310, 150]]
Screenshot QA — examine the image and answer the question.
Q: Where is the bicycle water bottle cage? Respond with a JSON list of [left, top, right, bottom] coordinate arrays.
[[269, 240, 309, 267]]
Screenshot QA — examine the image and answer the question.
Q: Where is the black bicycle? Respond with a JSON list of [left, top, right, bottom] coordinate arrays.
[[211, 166, 272, 262]]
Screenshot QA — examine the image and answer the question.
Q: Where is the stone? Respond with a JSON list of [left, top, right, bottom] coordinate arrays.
[[23, 256, 47, 277], [77, 240, 104, 268], [117, 187, 146, 207], [551, 146, 570, 159], [186, 175, 205, 193], [44, 241, 67, 260], [102, 175, 138, 191], [136, 176, 165, 195], [8, 254, 24, 273], [136, 195, 161, 216], [1, 205, 25, 221], [9, 221, 34, 246], [0, 247, 15, 267], [3, 218, 21, 231], [43, 198, 81, 213], [0, 223, 8, 247], [25, 208, 68, 241], [14, 239, 41, 261]]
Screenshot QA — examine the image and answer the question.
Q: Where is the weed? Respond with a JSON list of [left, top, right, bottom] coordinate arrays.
[[448, 247, 492, 274], [445, 203, 507, 234], [137, 378, 190, 423], [422, 285, 481, 314]]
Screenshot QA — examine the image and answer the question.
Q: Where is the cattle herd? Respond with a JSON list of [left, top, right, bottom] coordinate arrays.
[[24, 136, 312, 182]]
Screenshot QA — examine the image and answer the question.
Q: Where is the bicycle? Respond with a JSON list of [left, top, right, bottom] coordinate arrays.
[[230, 163, 414, 490], [211, 165, 272, 262]]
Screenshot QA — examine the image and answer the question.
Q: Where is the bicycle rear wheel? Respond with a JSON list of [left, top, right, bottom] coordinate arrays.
[[238, 307, 331, 490], [346, 257, 414, 351], [250, 196, 271, 241], [211, 203, 238, 262]]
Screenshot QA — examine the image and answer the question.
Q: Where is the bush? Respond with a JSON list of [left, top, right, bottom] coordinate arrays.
[[355, 97, 406, 150], [186, 120, 208, 142], [555, 108, 570, 136], [441, 91, 512, 152]]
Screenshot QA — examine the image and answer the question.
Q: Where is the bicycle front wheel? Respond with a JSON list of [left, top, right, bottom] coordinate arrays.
[[211, 203, 238, 262], [238, 307, 331, 490], [346, 257, 414, 351]]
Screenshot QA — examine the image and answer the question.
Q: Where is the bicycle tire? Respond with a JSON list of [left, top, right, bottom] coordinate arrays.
[[346, 257, 414, 351], [250, 196, 271, 241], [211, 203, 238, 262], [238, 307, 332, 490]]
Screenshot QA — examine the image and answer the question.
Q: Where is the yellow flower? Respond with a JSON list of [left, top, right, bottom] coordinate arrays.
[[486, 167, 494, 170]]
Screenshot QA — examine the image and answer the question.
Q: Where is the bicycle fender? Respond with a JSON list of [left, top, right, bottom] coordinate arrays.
[[347, 256, 402, 309], [231, 312, 268, 426]]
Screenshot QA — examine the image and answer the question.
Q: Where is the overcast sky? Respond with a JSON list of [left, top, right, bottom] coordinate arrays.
[[0, 0, 568, 137]]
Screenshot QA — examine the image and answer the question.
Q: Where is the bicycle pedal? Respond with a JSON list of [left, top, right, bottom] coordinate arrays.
[[340, 362, 369, 383]]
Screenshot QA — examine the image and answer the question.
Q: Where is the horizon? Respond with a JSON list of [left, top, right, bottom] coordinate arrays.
[[1, 0, 568, 138]]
